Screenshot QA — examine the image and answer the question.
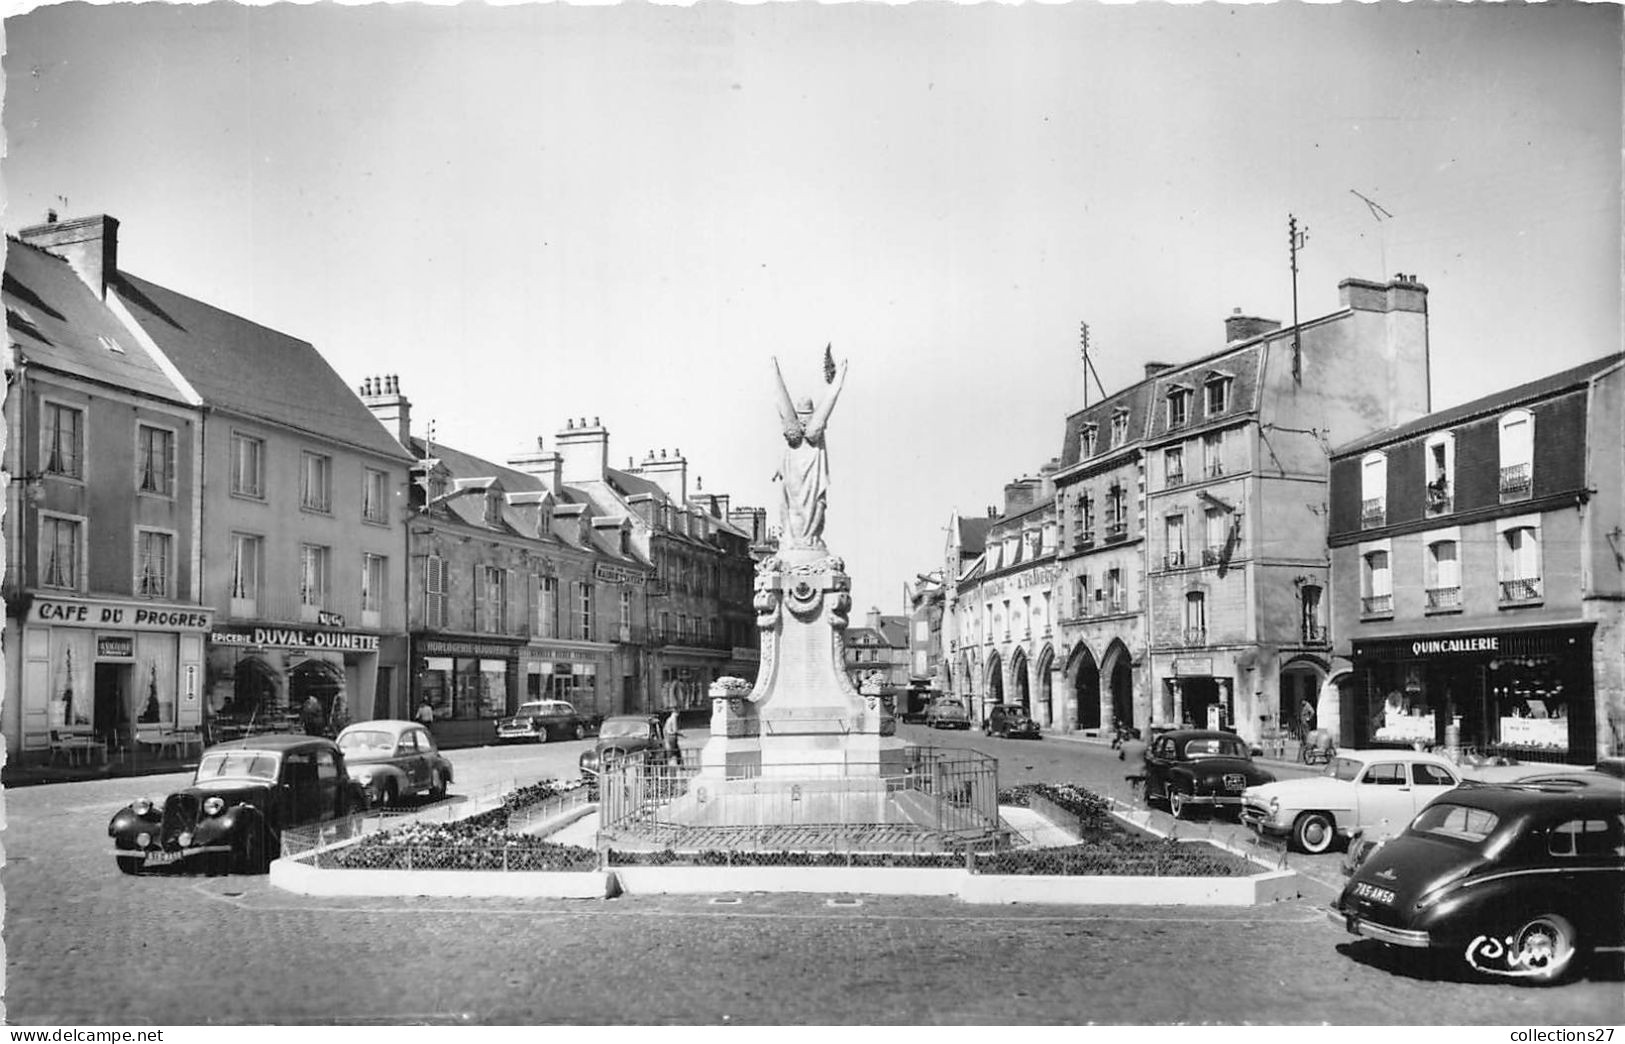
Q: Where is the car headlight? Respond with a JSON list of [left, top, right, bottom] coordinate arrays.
[[202, 796, 226, 817], [356, 769, 374, 784], [132, 798, 154, 816], [1268, 797, 1280, 815]]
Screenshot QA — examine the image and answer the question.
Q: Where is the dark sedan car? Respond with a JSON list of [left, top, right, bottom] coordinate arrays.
[[983, 703, 1041, 739], [108, 735, 366, 875], [1330, 775, 1625, 984], [1143, 728, 1276, 819], [496, 699, 595, 743], [578, 715, 672, 784]]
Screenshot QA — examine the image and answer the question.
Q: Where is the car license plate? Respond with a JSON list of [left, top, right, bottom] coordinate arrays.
[[1223, 774, 1246, 791], [145, 850, 185, 865], [1353, 882, 1396, 905]]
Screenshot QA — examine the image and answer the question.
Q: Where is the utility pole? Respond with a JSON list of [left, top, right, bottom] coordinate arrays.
[[1288, 214, 1309, 385], [1079, 321, 1107, 407]]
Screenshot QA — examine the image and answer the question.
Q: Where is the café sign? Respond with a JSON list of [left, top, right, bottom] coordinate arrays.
[[211, 626, 380, 652], [30, 597, 214, 632]]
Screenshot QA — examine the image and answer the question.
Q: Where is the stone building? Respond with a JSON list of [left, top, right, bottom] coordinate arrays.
[[843, 607, 910, 691], [1325, 353, 1623, 764], [3, 226, 211, 761], [7, 214, 415, 755]]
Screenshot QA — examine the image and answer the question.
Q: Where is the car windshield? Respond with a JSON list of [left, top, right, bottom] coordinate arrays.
[[515, 703, 548, 716], [937, 701, 965, 712], [600, 719, 649, 739], [1410, 802, 1499, 844], [196, 751, 280, 782], [1002, 707, 1029, 719], [337, 730, 395, 754], [1323, 757, 1364, 782], [1183, 737, 1247, 759]]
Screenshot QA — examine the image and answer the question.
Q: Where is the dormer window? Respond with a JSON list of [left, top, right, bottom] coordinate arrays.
[[485, 492, 503, 526], [1167, 386, 1192, 428], [1081, 424, 1098, 457], [1204, 373, 1233, 416], [1111, 408, 1130, 446], [1425, 432, 1455, 515]]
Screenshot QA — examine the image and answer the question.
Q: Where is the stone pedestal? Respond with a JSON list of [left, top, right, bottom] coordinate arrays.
[[701, 545, 907, 777]]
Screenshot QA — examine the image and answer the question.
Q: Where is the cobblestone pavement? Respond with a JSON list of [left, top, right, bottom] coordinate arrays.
[[3, 729, 1621, 1026]]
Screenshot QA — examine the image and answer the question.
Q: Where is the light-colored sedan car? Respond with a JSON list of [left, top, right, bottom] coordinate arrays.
[[1240, 748, 1463, 854], [334, 720, 453, 807]]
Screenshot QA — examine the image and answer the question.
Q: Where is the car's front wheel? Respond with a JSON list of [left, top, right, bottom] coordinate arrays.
[[535, 726, 549, 744], [1291, 811, 1336, 854], [233, 823, 266, 875], [380, 780, 398, 808], [574, 722, 586, 740], [1168, 786, 1190, 819], [429, 768, 447, 801]]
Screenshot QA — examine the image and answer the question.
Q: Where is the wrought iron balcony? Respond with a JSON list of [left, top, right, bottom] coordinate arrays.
[[1499, 464, 1531, 502], [1165, 470, 1185, 490], [1201, 546, 1223, 566], [1301, 622, 1326, 643], [1425, 481, 1453, 515], [1361, 594, 1393, 615], [1104, 522, 1129, 543], [1205, 461, 1225, 479], [1183, 627, 1207, 646], [1163, 550, 1186, 570], [1425, 586, 1462, 610], [1499, 577, 1542, 603], [1361, 498, 1386, 529]]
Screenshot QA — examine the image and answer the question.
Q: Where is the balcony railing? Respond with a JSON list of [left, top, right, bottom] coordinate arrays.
[[1104, 522, 1129, 543], [1301, 622, 1326, 643], [1425, 586, 1462, 610], [1361, 594, 1393, 615], [1499, 464, 1531, 502], [1201, 546, 1223, 566], [1500, 577, 1542, 603], [1072, 532, 1095, 551], [1361, 498, 1386, 529], [1425, 481, 1453, 516], [1163, 550, 1186, 570], [1183, 627, 1207, 646], [1107, 598, 1126, 614], [1205, 461, 1225, 479], [1165, 471, 1185, 490]]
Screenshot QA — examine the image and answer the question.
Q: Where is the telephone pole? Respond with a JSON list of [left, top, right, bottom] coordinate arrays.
[[1079, 321, 1107, 407], [1288, 214, 1309, 385]]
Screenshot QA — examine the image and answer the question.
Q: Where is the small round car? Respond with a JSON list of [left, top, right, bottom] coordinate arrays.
[[1142, 729, 1276, 820], [579, 715, 672, 788], [107, 734, 367, 876], [1240, 748, 1463, 854], [924, 697, 971, 730], [335, 719, 454, 807], [982, 703, 1041, 739]]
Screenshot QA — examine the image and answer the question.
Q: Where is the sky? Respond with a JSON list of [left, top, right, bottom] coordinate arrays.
[[2, 1, 1619, 617]]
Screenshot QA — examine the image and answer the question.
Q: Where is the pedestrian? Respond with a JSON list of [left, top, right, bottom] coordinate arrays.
[[300, 694, 325, 736], [664, 707, 683, 767], [1300, 698, 1316, 738], [415, 699, 435, 729]]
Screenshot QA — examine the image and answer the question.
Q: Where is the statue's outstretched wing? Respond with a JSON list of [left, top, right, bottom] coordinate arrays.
[[771, 356, 804, 441]]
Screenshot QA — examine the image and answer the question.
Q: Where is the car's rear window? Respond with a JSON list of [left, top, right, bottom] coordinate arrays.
[[1184, 738, 1247, 759], [337, 730, 394, 754], [936, 701, 965, 711], [1411, 802, 1499, 843]]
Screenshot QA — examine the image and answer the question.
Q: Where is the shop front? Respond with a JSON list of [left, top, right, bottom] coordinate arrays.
[[1348, 624, 1597, 764], [208, 624, 385, 740], [413, 635, 524, 748], [1159, 655, 1237, 734], [524, 642, 613, 720], [9, 595, 213, 758]]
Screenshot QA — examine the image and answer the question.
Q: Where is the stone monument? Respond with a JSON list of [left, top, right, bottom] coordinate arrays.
[[700, 353, 909, 777]]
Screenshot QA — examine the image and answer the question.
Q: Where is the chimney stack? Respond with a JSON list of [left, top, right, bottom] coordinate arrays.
[[1143, 361, 1173, 380], [20, 214, 119, 299], [508, 436, 564, 496], [1224, 308, 1282, 343], [635, 447, 689, 505], [360, 373, 412, 449], [555, 417, 610, 485]]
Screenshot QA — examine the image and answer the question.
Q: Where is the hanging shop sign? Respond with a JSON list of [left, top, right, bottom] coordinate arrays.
[[211, 625, 380, 652], [97, 635, 134, 658], [595, 564, 642, 585], [29, 596, 214, 632]]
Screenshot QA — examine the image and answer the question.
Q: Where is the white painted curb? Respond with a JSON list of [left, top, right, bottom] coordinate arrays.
[[270, 856, 613, 899], [609, 865, 964, 897]]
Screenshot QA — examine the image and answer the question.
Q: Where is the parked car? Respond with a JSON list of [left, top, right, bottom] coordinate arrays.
[[334, 719, 453, 807], [899, 687, 941, 724], [496, 699, 594, 743], [578, 715, 671, 784], [108, 734, 367, 875], [925, 697, 972, 730], [983, 703, 1041, 739], [1142, 729, 1276, 820], [1240, 748, 1463, 854], [1329, 774, 1625, 984]]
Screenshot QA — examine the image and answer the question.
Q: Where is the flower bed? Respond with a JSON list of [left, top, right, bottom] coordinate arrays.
[[318, 779, 1252, 877]]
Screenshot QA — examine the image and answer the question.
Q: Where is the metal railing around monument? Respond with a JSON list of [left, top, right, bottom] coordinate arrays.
[[596, 746, 1001, 853]]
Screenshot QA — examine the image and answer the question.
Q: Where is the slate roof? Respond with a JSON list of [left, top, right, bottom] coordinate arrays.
[[1143, 345, 1263, 442], [1060, 381, 1155, 467], [112, 271, 410, 462], [1333, 353, 1625, 458], [4, 238, 187, 404], [957, 515, 994, 555]]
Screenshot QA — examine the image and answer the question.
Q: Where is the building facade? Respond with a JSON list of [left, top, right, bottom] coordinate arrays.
[[1326, 353, 1624, 764], [4, 228, 212, 760], [844, 607, 910, 691]]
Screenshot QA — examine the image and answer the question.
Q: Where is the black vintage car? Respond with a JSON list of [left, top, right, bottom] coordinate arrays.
[[1330, 775, 1625, 985], [578, 715, 673, 786], [983, 703, 1041, 739], [1143, 728, 1276, 819], [108, 735, 366, 875]]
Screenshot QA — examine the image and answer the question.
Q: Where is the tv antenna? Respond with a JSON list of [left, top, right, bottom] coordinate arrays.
[[1079, 321, 1108, 408], [1350, 188, 1394, 278]]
